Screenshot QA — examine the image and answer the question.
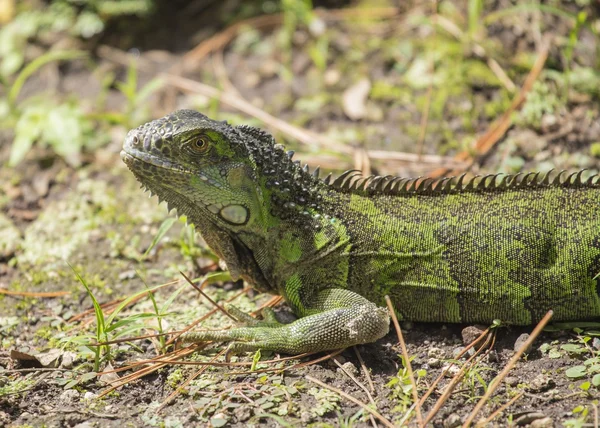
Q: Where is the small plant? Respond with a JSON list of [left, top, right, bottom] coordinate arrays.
[[308, 386, 341, 416], [386, 356, 427, 415]]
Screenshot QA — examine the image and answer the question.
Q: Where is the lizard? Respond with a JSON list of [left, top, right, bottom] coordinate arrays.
[[121, 109, 600, 355]]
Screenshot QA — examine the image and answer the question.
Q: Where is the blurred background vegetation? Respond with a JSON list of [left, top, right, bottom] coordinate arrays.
[[1, 1, 600, 425], [1, 0, 598, 175]]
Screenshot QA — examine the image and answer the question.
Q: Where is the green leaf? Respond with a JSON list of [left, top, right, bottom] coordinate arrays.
[[210, 417, 228, 427], [592, 374, 600, 386], [565, 365, 587, 379], [251, 349, 262, 371]]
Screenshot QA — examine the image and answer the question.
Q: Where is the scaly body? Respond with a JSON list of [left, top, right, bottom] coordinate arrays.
[[122, 110, 600, 354]]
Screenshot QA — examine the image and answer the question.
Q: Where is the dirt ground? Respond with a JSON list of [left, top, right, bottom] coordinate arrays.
[[1, 1, 600, 427]]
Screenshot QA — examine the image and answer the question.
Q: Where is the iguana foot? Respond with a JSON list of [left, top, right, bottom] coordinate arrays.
[[180, 291, 390, 355]]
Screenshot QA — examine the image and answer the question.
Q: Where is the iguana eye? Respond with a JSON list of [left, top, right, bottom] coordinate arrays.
[[189, 135, 210, 154]]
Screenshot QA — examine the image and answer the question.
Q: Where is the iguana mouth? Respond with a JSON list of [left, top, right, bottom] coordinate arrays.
[[120, 149, 192, 174]]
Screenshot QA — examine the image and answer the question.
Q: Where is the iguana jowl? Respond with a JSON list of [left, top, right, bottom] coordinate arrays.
[[121, 109, 600, 354]]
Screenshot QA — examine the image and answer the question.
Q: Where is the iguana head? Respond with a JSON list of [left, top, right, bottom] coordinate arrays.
[[121, 110, 326, 236], [121, 109, 271, 231]]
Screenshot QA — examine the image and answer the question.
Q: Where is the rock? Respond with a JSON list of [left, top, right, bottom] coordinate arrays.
[[441, 363, 460, 377], [514, 412, 546, 425], [514, 333, 532, 353], [540, 114, 560, 133], [324, 69, 340, 86], [528, 374, 555, 393], [342, 78, 371, 120], [59, 389, 80, 405], [0, 411, 11, 426], [0, 213, 21, 258], [444, 413, 462, 428], [530, 417, 554, 428], [73, 422, 94, 428], [487, 350, 499, 363], [505, 376, 519, 387], [83, 391, 97, 400], [234, 405, 252, 422], [427, 358, 441, 368], [338, 361, 358, 376], [427, 347, 445, 359], [461, 325, 485, 345]]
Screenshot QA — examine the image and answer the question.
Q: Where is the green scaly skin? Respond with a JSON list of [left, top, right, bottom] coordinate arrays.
[[121, 109, 600, 354]]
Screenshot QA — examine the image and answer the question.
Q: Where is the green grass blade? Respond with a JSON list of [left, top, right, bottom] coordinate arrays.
[[9, 51, 87, 106], [143, 217, 177, 258]]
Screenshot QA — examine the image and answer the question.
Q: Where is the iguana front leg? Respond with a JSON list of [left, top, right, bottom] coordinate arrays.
[[181, 289, 390, 354]]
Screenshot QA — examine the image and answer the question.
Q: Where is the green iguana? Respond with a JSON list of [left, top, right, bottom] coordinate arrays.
[[121, 109, 600, 354]]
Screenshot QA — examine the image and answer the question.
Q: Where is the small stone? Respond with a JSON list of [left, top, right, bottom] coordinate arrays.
[[514, 412, 546, 426], [461, 325, 485, 345], [514, 333, 532, 353], [73, 422, 94, 428], [528, 374, 555, 393], [342, 78, 371, 120], [234, 405, 252, 422], [452, 347, 464, 358], [487, 350, 499, 363], [530, 417, 554, 428], [444, 413, 462, 428], [427, 347, 445, 359], [324, 69, 340, 86], [540, 114, 559, 133], [505, 376, 519, 387], [83, 391, 97, 400], [0, 411, 10, 426], [339, 361, 358, 376], [60, 351, 78, 369], [427, 358, 441, 368], [59, 389, 80, 405], [441, 363, 460, 377]]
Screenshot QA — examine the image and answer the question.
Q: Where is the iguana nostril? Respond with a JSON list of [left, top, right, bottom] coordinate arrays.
[[132, 135, 139, 145]]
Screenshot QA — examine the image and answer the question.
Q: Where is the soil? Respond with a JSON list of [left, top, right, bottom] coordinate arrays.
[[1, 1, 600, 427]]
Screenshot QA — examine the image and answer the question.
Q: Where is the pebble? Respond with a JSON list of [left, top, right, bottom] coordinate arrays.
[[514, 333, 532, 353], [339, 361, 358, 376], [427, 358, 441, 368], [59, 389, 80, 405], [441, 363, 460, 377], [83, 391, 97, 400], [504, 376, 519, 387], [461, 325, 485, 345], [487, 350, 499, 363], [427, 347, 445, 359], [528, 374, 555, 393], [443, 413, 462, 428], [530, 417, 554, 428], [514, 412, 546, 426]]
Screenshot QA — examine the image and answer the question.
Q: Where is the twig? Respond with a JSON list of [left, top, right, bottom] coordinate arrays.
[[333, 357, 379, 428], [164, 286, 251, 346], [164, 73, 352, 154], [462, 310, 554, 427], [422, 331, 495, 426], [179, 270, 236, 321], [0, 288, 69, 298], [157, 349, 227, 412], [354, 346, 375, 393], [306, 375, 396, 428], [477, 392, 523, 427], [418, 327, 491, 407], [385, 295, 423, 426]]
